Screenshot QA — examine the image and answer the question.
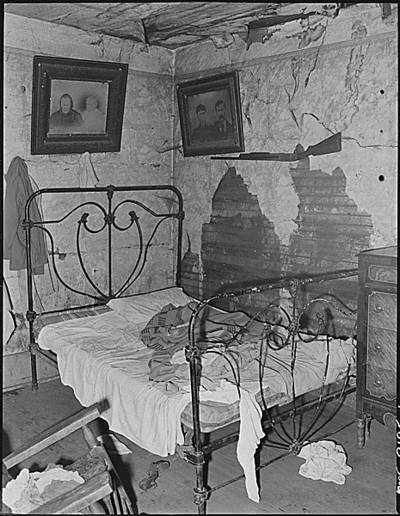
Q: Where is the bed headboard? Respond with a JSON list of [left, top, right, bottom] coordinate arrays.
[[23, 184, 184, 316]]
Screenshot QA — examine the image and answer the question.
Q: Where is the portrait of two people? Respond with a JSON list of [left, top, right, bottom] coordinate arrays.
[[48, 93, 106, 135], [191, 99, 234, 143]]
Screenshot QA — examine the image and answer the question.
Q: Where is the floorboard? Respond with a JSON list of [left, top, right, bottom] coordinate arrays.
[[2, 379, 397, 514]]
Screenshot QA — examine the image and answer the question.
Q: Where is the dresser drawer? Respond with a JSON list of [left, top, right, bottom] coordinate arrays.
[[367, 264, 397, 284], [367, 327, 396, 367], [366, 365, 396, 401], [367, 291, 397, 330], [357, 247, 397, 439]]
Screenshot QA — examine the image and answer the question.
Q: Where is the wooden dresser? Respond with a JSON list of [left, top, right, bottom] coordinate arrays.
[[356, 245, 397, 447]]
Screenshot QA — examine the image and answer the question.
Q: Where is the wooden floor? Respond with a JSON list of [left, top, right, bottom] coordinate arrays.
[[2, 378, 397, 514]]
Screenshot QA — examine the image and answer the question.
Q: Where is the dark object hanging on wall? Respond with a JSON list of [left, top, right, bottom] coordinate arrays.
[[211, 132, 341, 161], [177, 71, 245, 157], [3, 157, 48, 274], [31, 56, 128, 155]]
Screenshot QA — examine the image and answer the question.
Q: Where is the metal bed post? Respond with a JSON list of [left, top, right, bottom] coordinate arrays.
[[170, 185, 184, 287], [23, 192, 41, 391], [106, 185, 115, 299], [288, 278, 300, 450], [186, 298, 211, 514]]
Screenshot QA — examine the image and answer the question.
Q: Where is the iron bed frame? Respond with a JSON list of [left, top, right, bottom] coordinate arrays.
[[22, 184, 358, 514], [23, 184, 184, 390], [184, 267, 358, 513]]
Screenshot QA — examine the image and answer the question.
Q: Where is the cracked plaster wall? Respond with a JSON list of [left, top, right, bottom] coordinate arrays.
[[4, 13, 177, 317], [2, 6, 398, 387], [173, 4, 397, 265]]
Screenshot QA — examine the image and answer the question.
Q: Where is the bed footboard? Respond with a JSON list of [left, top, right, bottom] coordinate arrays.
[[184, 267, 358, 513]]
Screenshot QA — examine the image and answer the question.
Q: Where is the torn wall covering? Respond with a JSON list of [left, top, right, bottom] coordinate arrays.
[[200, 164, 362, 336], [4, 13, 176, 314], [3, 12, 177, 390], [202, 167, 281, 295], [173, 3, 397, 305], [2, 5, 397, 389]]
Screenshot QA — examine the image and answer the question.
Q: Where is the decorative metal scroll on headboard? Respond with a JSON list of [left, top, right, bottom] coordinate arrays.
[[23, 184, 185, 313]]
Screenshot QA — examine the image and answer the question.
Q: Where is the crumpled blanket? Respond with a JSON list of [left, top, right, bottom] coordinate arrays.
[[297, 440, 352, 484], [141, 302, 265, 382]]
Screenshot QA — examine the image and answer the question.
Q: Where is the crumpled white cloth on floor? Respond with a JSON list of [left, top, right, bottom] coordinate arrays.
[[78, 151, 99, 187], [297, 440, 352, 484], [2, 466, 84, 514]]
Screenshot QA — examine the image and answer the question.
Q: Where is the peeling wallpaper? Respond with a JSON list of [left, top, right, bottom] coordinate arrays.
[[2, 5, 397, 390], [173, 4, 397, 260], [4, 13, 176, 317], [3, 4, 398, 320], [4, 13, 174, 75]]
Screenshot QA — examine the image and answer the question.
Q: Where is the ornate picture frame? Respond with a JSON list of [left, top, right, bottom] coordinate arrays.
[[31, 56, 128, 155], [177, 71, 245, 157]]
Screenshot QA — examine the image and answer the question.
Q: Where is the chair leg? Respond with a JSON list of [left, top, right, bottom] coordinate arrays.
[[81, 500, 108, 514], [109, 472, 133, 514], [100, 494, 115, 514], [83, 424, 99, 448], [100, 484, 132, 514], [83, 424, 133, 514]]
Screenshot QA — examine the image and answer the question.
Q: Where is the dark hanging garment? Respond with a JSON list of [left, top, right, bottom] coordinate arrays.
[[3, 157, 48, 274]]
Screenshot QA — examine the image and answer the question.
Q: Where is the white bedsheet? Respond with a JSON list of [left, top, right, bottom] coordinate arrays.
[[37, 287, 355, 459], [38, 288, 195, 457]]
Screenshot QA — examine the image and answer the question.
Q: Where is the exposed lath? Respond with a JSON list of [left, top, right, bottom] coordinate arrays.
[[4, 2, 359, 50]]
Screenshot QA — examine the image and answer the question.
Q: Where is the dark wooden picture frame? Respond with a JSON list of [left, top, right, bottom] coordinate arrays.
[[177, 71, 245, 157], [31, 56, 128, 155]]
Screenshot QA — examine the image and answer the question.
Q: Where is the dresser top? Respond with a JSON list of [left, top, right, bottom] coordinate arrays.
[[358, 245, 397, 258]]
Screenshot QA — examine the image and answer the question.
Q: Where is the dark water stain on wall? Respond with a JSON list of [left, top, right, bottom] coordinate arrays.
[[285, 157, 374, 335], [287, 159, 373, 271], [201, 167, 281, 315], [200, 162, 374, 335]]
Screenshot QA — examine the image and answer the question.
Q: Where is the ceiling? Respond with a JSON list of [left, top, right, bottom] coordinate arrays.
[[4, 2, 355, 50]]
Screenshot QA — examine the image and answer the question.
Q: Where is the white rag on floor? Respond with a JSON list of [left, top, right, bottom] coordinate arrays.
[[297, 440, 352, 484], [78, 151, 99, 187], [2, 467, 84, 514]]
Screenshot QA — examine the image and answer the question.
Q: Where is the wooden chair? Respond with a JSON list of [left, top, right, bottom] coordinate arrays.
[[2, 403, 133, 514]]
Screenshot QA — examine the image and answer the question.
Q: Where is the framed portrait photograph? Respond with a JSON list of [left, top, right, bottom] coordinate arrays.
[[31, 56, 128, 155], [177, 71, 245, 157]]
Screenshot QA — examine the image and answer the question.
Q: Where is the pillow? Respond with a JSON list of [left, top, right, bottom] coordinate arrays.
[[107, 287, 196, 325]]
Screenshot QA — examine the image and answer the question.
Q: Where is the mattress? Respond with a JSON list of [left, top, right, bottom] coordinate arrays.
[[36, 286, 355, 457]]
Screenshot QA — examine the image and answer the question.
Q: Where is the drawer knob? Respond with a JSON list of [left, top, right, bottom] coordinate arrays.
[[373, 379, 383, 387], [374, 345, 382, 351], [374, 305, 383, 313]]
